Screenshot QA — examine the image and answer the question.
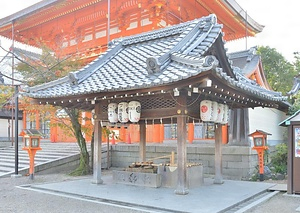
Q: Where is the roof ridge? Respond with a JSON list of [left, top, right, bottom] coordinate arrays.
[[68, 41, 123, 85]]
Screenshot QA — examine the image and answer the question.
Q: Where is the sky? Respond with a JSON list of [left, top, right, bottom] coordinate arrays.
[[0, 0, 299, 62]]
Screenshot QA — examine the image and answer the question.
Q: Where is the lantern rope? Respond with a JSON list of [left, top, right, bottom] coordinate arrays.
[[169, 92, 201, 107]]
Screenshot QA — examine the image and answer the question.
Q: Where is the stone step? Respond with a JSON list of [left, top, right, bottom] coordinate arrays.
[[0, 141, 84, 177], [0, 141, 108, 178]]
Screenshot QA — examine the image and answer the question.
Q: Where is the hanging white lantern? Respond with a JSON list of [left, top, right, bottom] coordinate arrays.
[[211, 101, 219, 122], [216, 103, 225, 123], [108, 103, 118, 123], [221, 104, 230, 124], [200, 100, 217, 122], [118, 102, 129, 123], [200, 100, 211, 122], [128, 101, 141, 122]]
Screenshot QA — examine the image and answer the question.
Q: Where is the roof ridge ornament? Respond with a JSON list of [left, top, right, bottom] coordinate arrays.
[[68, 72, 78, 85], [146, 14, 218, 74], [171, 53, 219, 69], [246, 46, 257, 62]]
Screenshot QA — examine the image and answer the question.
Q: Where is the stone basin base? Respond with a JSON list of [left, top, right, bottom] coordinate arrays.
[[113, 164, 203, 188], [158, 164, 204, 188]]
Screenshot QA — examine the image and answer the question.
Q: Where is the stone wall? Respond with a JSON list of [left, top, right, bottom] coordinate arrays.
[[111, 143, 259, 180]]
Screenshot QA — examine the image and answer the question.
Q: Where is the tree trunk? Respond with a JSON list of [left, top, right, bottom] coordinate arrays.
[[66, 108, 91, 175]]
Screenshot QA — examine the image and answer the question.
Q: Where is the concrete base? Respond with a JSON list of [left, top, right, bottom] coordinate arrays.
[[11, 174, 22, 178], [113, 164, 204, 189], [113, 170, 161, 188], [91, 179, 103, 184]]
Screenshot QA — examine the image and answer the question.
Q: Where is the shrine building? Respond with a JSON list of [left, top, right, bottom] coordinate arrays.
[[0, 0, 270, 144], [0, 0, 290, 181], [22, 14, 289, 188]]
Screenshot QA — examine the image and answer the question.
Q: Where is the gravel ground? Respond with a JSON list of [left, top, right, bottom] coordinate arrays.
[[0, 171, 144, 213], [243, 179, 300, 213], [244, 192, 300, 213], [1, 171, 299, 213]]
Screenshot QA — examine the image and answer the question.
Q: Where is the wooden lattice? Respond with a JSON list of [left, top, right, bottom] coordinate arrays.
[[100, 95, 176, 115]]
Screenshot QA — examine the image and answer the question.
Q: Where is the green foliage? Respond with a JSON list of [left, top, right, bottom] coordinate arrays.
[[288, 52, 300, 114], [0, 85, 14, 106], [16, 45, 82, 87], [257, 46, 297, 95], [270, 143, 288, 174]]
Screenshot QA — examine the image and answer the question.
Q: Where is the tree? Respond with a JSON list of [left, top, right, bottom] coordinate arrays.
[[257, 46, 297, 95], [0, 85, 14, 107], [15, 46, 92, 175]]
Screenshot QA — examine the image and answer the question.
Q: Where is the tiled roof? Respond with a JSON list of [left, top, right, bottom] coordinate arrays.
[[24, 14, 288, 107], [0, 109, 22, 119], [228, 47, 258, 76], [26, 15, 222, 97]]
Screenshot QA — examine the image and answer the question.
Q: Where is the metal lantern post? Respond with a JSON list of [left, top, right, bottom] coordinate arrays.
[[21, 129, 42, 179], [249, 130, 271, 181]]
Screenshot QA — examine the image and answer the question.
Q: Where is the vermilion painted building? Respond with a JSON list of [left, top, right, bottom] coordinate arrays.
[[0, 0, 277, 144]]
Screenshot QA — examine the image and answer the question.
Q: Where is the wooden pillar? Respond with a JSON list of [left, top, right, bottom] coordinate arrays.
[[139, 122, 146, 162], [120, 126, 126, 142], [35, 111, 40, 130], [188, 123, 194, 144], [159, 123, 164, 143], [175, 114, 188, 194], [22, 111, 26, 129], [229, 109, 249, 146], [153, 124, 160, 143], [287, 125, 293, 194], [92, 103, 103, 184], [214, 123, 224, 184], [222, 124, 228, 144], [175, 93, 188, 195]]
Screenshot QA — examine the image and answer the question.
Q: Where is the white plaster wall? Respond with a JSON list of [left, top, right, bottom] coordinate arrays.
[[248, 107, 287, 145], [0, 118, 23, 139], [0, 119, 9, 137]]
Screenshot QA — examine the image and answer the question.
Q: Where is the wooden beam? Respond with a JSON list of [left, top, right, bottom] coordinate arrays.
[[139, 122, 146, 162], [175, 92, 189, 195], [214, 123, 224, 184], [91, 102, 103, 184]]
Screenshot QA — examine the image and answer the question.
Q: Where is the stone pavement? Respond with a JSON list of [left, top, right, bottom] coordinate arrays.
[[17, 172, 281, 213]]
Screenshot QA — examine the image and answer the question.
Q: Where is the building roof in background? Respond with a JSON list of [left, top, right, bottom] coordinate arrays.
[[228, 47, 271, 90]]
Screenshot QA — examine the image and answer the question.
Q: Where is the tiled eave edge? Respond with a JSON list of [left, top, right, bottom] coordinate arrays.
[[214, 68, 288, 102], [25, 55, 218, 99]]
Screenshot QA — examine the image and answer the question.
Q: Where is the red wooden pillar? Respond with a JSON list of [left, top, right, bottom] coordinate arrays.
[[22, 111, 27, 129], [120, 126, 126, 142], [159, 123, 164, 143], [35, 111, 40, 130], [188, 123, 194, 144], [153, 124, 161, 143], [222, 124, 228, 144]]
